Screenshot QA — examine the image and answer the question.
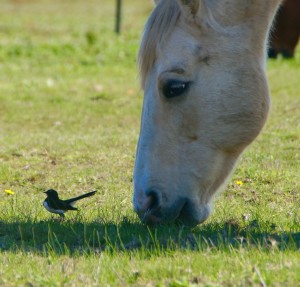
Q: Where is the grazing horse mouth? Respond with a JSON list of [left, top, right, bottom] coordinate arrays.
[[136, 194, 209, 226]]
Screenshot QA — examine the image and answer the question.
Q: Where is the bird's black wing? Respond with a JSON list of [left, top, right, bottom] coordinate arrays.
[[48, 197, 77, 211]]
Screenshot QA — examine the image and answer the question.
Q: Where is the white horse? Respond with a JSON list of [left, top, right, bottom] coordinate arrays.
[[134, 0, 282, 226]]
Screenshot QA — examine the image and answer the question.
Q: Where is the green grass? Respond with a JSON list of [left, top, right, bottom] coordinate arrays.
[[0, 0, 299, 286]]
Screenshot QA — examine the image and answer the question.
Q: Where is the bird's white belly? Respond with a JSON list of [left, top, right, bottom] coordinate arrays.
[[43, 201, 65, 215]]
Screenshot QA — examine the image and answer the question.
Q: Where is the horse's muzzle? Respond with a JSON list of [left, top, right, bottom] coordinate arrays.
[[134, 189, 210, 226]]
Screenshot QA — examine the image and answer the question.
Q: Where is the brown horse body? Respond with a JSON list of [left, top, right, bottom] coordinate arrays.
[[269, 0, 300, 58]]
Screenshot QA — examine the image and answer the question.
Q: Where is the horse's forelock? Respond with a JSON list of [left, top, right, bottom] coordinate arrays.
[[138, 0, 181, 88]]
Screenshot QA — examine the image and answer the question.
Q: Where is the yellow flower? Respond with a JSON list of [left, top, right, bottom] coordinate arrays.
[[235, 180, 244, 186], [4, 189, 15, 195]]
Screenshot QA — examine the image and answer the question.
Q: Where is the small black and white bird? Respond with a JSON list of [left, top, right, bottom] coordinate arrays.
[[43, 189, 97, 218]]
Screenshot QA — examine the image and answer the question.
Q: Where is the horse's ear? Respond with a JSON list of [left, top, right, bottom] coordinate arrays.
[[152, 0, 161, 5], [177, 0, 201, 20]]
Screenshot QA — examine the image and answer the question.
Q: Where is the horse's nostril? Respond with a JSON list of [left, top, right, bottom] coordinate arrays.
[[145, 190, 160, 210], [136, 190, 162, 224]]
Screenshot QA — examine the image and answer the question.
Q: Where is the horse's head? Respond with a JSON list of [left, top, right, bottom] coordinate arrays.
[[134, 0, 281, 226]]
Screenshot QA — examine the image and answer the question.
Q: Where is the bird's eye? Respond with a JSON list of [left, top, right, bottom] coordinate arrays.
[[162, 80, 190, 99]]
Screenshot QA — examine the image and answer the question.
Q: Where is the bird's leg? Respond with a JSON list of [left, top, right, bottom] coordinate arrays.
[[58, 213, 65, 222]]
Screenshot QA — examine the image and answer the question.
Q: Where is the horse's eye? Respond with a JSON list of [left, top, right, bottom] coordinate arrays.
[[162, 80, 190, 99]]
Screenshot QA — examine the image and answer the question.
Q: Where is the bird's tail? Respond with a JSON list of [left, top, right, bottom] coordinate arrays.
[[65, 190, 97, 204]]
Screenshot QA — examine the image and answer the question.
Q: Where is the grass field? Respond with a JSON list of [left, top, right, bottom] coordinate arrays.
[[0, 1, 299, 286]]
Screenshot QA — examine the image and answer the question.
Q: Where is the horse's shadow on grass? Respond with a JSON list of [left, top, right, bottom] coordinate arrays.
[[0, 218, 299, 255]]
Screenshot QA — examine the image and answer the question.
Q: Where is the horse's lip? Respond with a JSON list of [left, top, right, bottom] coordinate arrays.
[[138, 205, 162, 224], [141, 212, 162, 224], [139, 198, 187, 225]]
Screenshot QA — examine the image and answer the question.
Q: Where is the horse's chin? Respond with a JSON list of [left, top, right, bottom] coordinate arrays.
[[177, 201, 211, 226]]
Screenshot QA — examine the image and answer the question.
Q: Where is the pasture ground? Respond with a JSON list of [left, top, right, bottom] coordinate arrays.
[[0, 1, 299, 286]]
